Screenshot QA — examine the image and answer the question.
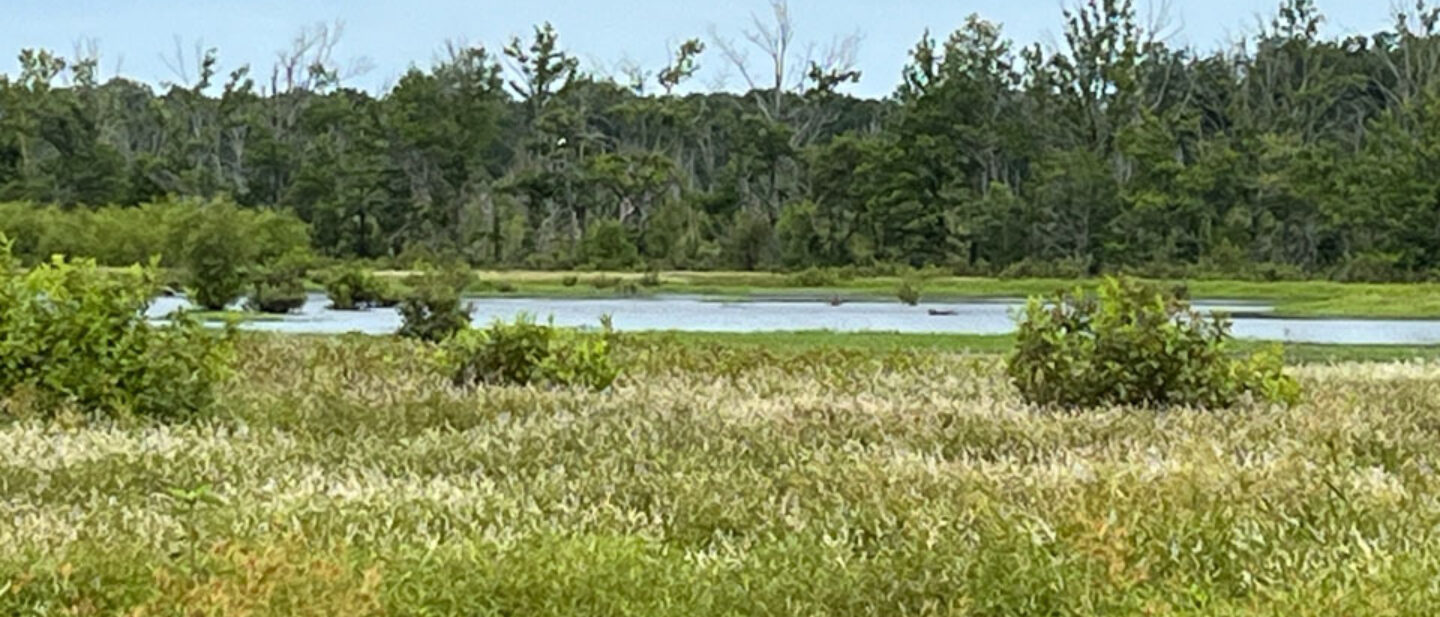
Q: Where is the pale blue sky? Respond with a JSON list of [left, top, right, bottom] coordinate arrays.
[[1, 1, 1397, 98]]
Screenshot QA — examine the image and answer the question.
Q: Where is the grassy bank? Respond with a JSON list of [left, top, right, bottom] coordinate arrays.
[[362, 269, 1440, 319], [5, 335, 1440, 613], [634, 330, 1440, 364]]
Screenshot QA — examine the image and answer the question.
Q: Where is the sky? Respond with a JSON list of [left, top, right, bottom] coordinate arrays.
[[0, 1, 1400, 99]]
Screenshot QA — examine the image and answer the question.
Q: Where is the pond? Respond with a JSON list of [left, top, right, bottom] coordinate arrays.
[[145, 293, 1440, 345]]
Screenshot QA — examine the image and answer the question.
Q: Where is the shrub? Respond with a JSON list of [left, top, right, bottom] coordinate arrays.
[[0, 239, 233, 419], [323, 266, 397, 310], [246, 253, 311, 314], [788, 267, 838, 288], [397, 265, 473, 342], [561, 275, 579, 287], [1006, 277, 1300, 409], [590, 275, 620, 290], [998, 256, 1093, 279], [440, 315, 618, 391], [639, 270, 662, 287], [580, 219, 640, 270], [247, 279, 307, 314], [896, 280, 922, 306], [173, 200, 310, 311], [178, 203, 253, 310], [1331, 252, 1405, 283]]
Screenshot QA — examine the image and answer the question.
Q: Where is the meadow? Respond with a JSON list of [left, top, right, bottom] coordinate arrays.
[[4, 334, 1440, 615]]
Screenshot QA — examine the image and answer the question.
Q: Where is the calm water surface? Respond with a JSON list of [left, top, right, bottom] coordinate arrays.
[[145, 293, 1440, 345]]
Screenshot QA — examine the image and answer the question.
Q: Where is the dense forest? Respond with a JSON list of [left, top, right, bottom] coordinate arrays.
[[5, 0, 1440, 280]]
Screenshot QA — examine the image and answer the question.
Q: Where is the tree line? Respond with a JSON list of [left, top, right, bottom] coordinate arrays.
[[5, 0, 1440, 281]]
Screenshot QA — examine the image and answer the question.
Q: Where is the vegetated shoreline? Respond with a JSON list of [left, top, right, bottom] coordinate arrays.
[[368, 269, 1440, 319], [117, 264, 1440, 318]]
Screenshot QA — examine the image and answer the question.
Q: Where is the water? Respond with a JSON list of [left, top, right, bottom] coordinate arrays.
[[144, 293, 1440, 345]]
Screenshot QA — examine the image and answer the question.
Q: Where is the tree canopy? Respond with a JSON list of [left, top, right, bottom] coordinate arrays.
[[5, 1, 1440, 280]]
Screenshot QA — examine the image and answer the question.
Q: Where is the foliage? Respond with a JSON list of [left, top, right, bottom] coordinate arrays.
[[175, 200, 310, 311], [323, 266, 398, 310], [723, 210, 778, 271], [896, 280, 922, 305], [788, 266, 839, 287], [396, 264, 473, 342], [440, 315, 618, 391], [1007, 277, 1300, 409], [0, 238, 232, 419], [5, 334, 1440, 613], [246, 253, 311, 314], [246, 279, 307, 314], [7, 2, 1440, 279], [579, 219, 640, 270]]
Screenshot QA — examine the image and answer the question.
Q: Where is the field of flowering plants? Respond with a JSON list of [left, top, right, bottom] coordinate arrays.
[[3, 334, 1440, 615]]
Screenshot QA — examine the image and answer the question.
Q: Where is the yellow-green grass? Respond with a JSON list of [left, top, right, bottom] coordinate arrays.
[[185, 309, 286, 322], [636, 330, 1440, 364], [5, 335, 1440, 613]]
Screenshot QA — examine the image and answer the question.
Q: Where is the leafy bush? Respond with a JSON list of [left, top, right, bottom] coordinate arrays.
[[440, 315, 618, 391], [246, 279, 307, 314], [789, 267, 838, 288], [590, 275, 620, 289], [561, 275, 579, 287], [175, 200, 310, 311], [896, 280, 922, 306], [639, 270, 662, 287], [245, 253, 311, 314], [580, 219, 640, 270], [0, 239, 232, 419], [1006, 277, 1300, 409], [1331, 252, 1405, 283], [998, 256, 1093, 279], [178, 203, 252, 310], [397, 265, 473, 342], [323, 266, 398, 310]]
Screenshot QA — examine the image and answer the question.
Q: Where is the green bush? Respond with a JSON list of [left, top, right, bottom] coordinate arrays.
[[440, 315, 618, 391], [561, 275, 579, 287], [397, 265, 473, 342], [0, 239, 233, 419], [580, 219, 640, 270], [176, 200, 310, 311], [640, 270, 662, 287], [896, 280, 922, 306], [998, 256, 1093, 279], [245, 253, 311, 314], [1331, 251, 1406, 283], [590, 275, 621, 289], [246, 279, 307, 314], [323, 266, 397, 310], [788, 267, 838, 288], [1006, 277, 1300, 409], [178, 203, 252, 310]]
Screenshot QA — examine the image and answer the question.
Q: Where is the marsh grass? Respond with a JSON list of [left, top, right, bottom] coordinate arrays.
[[4, 334, 1440, 614]]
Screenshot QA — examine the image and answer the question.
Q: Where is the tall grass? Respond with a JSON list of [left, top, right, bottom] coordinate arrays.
[[3, 335, 1440, 614]]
